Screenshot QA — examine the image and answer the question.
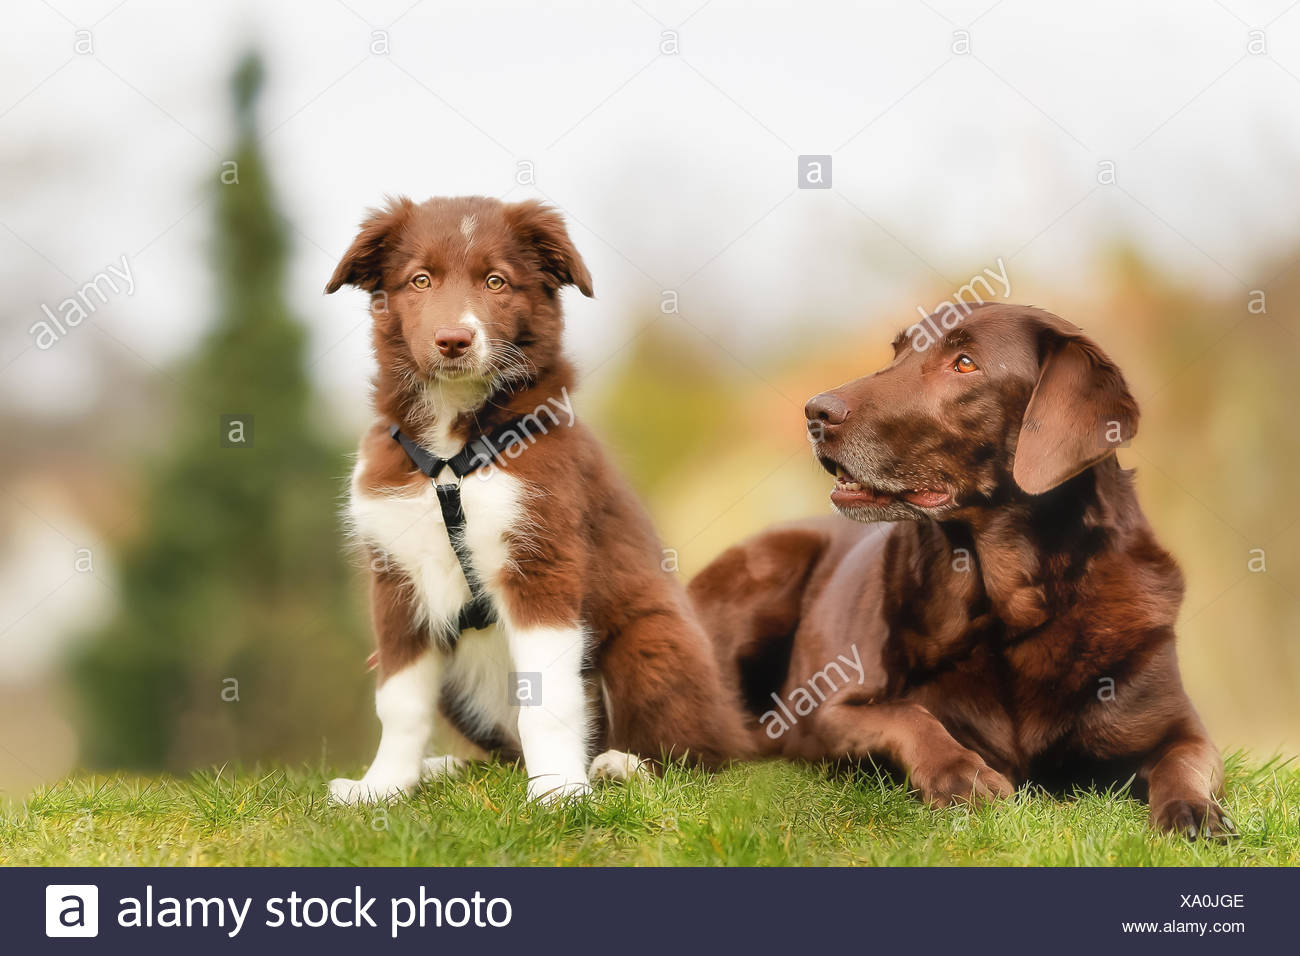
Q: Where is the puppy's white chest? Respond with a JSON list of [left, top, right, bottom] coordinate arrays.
[[348, 464, 524, 631]]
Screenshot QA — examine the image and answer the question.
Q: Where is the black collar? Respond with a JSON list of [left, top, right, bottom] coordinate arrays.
[[386, 412, 558, 644], [388, 413, 551, 481]]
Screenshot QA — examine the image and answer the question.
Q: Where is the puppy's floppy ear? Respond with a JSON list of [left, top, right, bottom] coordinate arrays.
[[1012, 316, 1139, 495], [504, 200, 594, 297], [324, 196, 414, 294]]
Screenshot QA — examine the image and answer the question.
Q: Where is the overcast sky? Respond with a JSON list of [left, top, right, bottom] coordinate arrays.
[[3, 0, 1300, 429]]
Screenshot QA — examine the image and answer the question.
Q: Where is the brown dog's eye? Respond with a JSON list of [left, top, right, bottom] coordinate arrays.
[[411, 274, 431, 290], [485, 273, 506, 291], [954, 354, 978, 373]]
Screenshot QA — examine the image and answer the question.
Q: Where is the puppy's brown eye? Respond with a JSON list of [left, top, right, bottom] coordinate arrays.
[[411, 274, 431, 290], [954, 354, 978, 373], [485, 273, 506, 292]]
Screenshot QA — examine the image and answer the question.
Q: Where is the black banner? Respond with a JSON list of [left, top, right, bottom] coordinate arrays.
[[7, 866, 1294, 953]]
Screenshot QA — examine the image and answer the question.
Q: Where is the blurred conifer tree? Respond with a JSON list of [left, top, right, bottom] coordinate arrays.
[[71, 51, 369, 769]]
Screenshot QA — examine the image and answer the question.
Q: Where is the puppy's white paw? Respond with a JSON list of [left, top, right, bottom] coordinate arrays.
[[327, 775, 414, 806], [421, 755, 466, 780], [588, 750, 649, 784], [527, 774, 593, 805], [328, 777, 378, 805]]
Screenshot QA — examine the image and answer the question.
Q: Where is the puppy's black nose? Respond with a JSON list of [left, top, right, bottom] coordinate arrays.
[[805, 393, 848, 427]]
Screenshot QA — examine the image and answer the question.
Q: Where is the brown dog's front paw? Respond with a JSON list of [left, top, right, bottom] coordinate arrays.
[[914, 753, 1015, 808], [1151, 799, 1236, 840]]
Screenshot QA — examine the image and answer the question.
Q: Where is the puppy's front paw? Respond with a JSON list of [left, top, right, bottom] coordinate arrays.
[[914, 752, 1014, 809], [1151, 798, 1236, 840], [327, 775, 415, 806], [588, 749, 649, 784], [527, 774, 593, 805], [421, 755, 466, 780], [328, 777, 373, 805]]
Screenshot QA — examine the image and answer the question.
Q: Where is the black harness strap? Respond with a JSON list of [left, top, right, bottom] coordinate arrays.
[[388, 416, 546, 647]]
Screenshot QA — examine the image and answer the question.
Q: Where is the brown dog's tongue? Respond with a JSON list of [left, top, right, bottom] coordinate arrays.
[[902, 489, 950, 508]]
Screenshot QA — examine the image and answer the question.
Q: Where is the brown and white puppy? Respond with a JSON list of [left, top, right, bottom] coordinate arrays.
[[325, 195, 745, 804], [689, 304, 1230, 837]]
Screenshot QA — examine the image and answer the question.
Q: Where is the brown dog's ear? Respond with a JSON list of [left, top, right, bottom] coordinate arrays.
[[324, 197, 414, 294], [1012, 319, 1139, 495], [504, 200, 594, 297]]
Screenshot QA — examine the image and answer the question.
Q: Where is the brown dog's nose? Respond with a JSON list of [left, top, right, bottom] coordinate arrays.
[[434, 327, 474, 358], [805, 393, 848, 428]]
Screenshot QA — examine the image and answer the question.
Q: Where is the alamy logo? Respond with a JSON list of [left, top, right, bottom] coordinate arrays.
[[46, 884, 99, 938], [470, 388, 576, 480], [758, 644, 868, 739], [510, 672, 542, 706], [30, 256, 135, 350], [798, 155, 832, 189], [907, 258, 1012, 352]]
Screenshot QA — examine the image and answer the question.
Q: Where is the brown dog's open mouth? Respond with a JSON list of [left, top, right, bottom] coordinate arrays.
[[819, 457, 953, 510]]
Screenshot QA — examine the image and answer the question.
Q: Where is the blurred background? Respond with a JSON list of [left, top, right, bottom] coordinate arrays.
[[2, 0, 1298, 798]]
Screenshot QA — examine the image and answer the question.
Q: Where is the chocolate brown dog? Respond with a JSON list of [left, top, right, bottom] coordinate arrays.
[[689, 303, 1231, 837]]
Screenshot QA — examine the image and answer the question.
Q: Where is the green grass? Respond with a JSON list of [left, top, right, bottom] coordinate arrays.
[[2, 752, 1296, 866]]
